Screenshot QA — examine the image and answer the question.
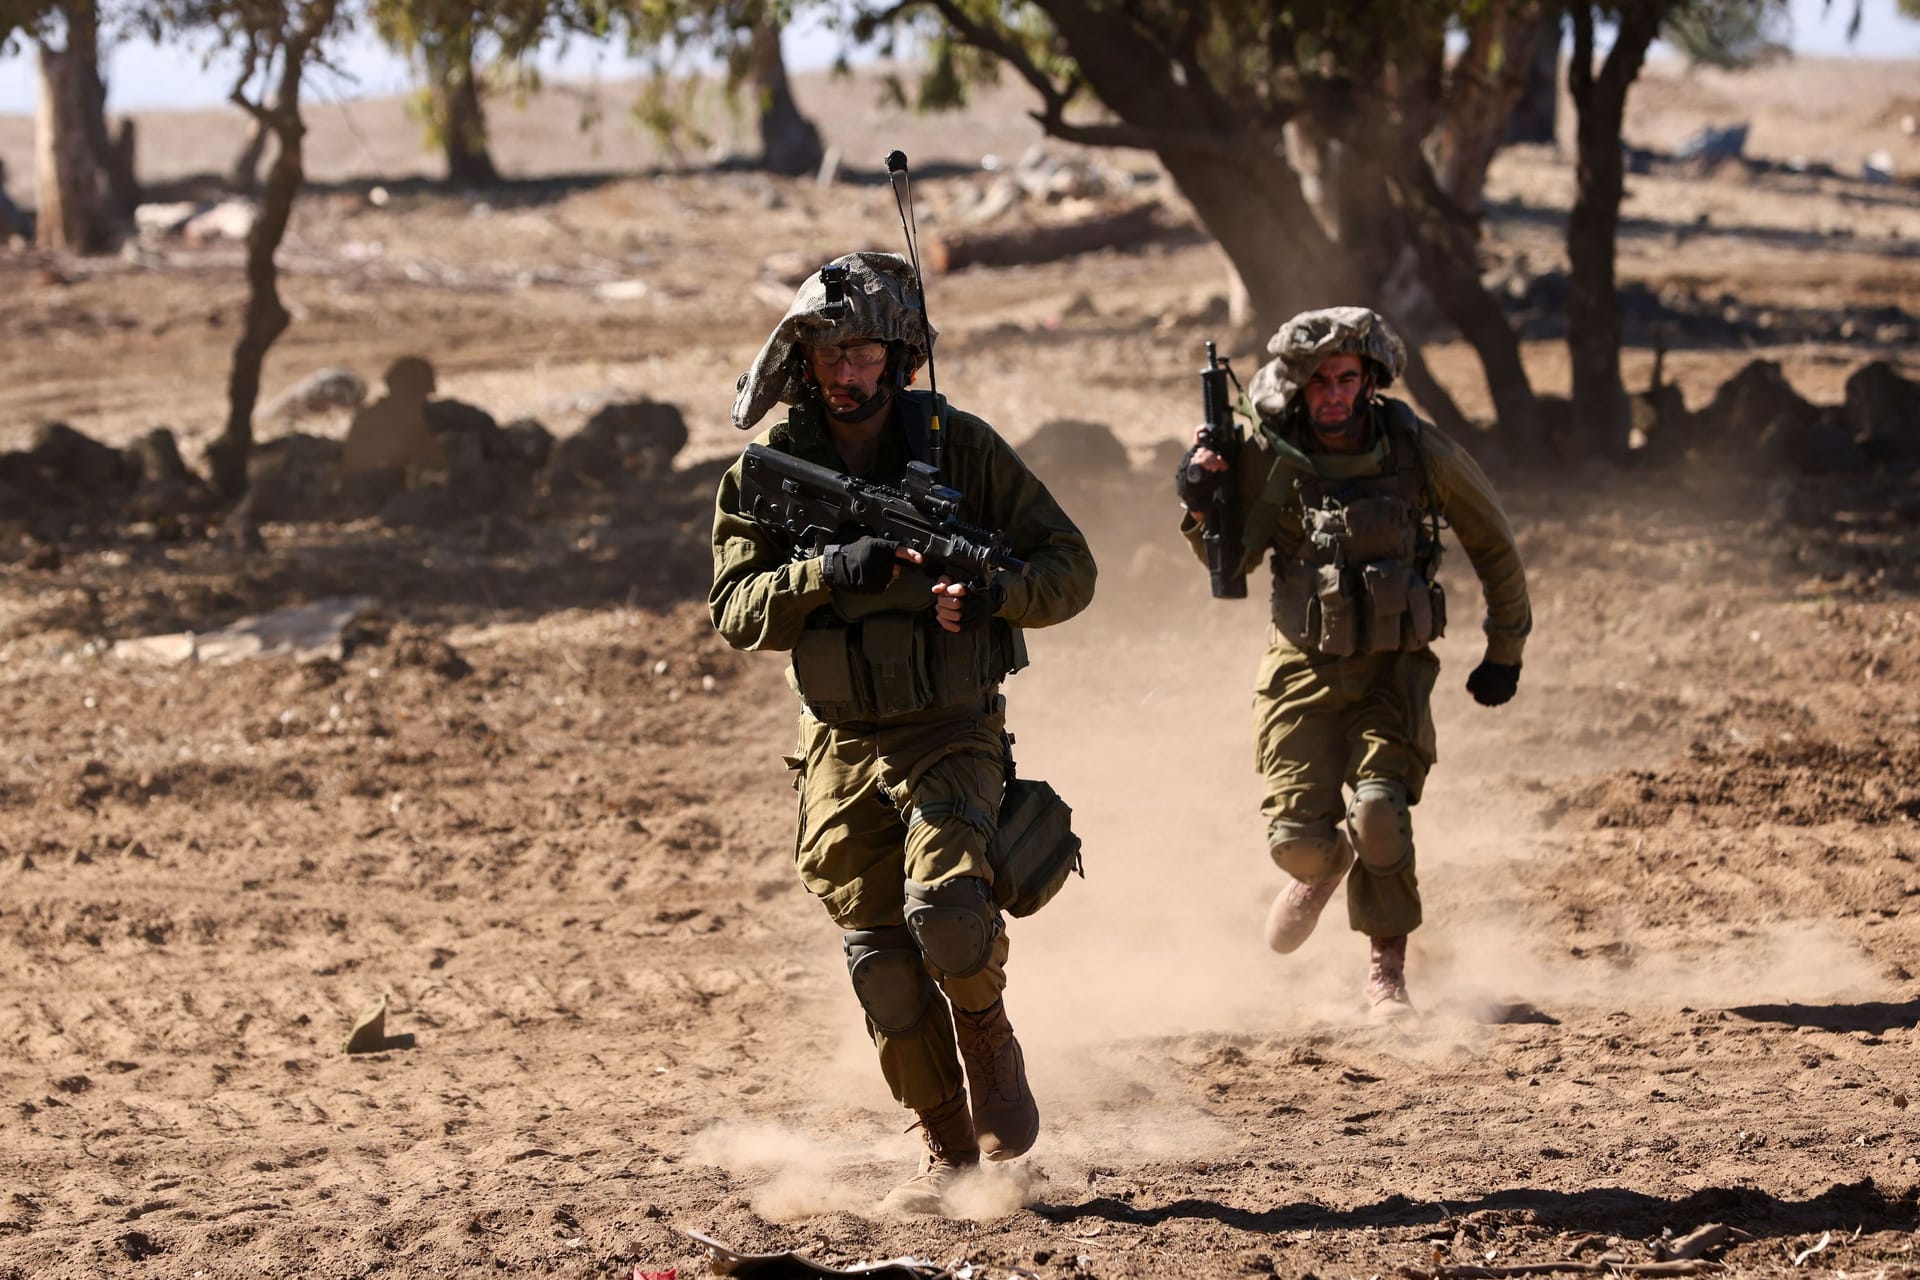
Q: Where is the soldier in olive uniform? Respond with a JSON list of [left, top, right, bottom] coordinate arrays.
[[712, 252, 1097, 1214], [1178, 308, 1530, 1018]]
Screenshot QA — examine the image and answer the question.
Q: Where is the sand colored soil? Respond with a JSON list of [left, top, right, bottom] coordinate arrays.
[[2, 54, 1920, 1280]]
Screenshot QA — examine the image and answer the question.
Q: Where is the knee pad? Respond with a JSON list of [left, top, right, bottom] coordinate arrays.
[[1267, 821, 1351, 884], [1347, 779, 1414, 876], [843, 925, 936, 1033], [903, 875, 1001, 978]]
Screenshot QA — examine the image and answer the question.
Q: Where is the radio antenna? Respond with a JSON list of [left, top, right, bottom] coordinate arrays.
[[884, 149, 941, 472]]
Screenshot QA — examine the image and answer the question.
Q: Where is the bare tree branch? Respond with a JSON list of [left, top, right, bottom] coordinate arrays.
[[918, 0, 1072, 117]]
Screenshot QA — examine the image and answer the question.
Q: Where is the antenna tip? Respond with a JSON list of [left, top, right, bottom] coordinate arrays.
[[885, 150, 908, 174]]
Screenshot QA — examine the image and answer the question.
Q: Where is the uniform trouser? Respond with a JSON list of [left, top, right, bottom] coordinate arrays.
[[1253, 628, 1439, 939], [789, 698, 1009, 1113]]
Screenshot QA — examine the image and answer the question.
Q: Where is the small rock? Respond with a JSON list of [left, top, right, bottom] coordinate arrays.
[[262, 367, 368, 427]]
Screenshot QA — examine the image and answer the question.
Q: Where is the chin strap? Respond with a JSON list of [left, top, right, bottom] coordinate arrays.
[[823, 388, 894, 425]]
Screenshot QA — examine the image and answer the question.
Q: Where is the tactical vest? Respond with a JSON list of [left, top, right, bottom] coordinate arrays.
[[779, 395, 1030, 724], [1262, 406, 1448, 657]]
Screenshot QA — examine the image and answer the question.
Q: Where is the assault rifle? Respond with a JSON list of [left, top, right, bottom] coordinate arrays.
[[738, 444, 1029, 583], [1189, 340, 1247, 598]]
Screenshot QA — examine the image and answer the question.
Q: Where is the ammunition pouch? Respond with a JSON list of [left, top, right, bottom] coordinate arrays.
[[986, 777, 1082, 918], [1272, 559, 1445, 656], [1260, 400, 1451, 658], [789, 611, 1028, 724]]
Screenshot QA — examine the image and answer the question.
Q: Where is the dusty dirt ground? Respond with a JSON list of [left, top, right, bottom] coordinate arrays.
[[3, 55, 1920, 1280]]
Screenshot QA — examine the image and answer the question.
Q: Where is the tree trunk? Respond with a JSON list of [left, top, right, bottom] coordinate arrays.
[[748, 10, 823, 177], [210, 0, 338, 505], [1566, 0, 1664, 459], [34, 13, 110, 253], [231, 96, 275, 193], [1506, 17, 1562, 146], [1162, 147, 1364, 345], [1431, 0, 1558, 212], [426, 31, 499, 187]]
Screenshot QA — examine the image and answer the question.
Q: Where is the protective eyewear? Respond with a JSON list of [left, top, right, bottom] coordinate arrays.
[[807, 343, 889, 370]]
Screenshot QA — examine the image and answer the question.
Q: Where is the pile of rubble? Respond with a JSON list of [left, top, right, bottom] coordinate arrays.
[[0, 357, 692, 538]]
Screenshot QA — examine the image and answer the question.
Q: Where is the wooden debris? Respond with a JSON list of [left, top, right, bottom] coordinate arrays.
[[1656, 1223, 1744, 1262], [1398, 1258, 1723, 1279], [923, 200, 1165, 273]]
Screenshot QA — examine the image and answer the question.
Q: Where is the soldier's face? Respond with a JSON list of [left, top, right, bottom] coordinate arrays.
[[806, 340, 889, 416], [1303, 355, 1369, 434]]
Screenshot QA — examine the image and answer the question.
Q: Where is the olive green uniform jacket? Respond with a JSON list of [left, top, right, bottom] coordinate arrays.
[[1182, 398, 1530, 937], [711, 393, 1095, 1110]]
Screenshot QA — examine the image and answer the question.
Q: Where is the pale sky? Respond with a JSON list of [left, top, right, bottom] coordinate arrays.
[[0, 0, 1916, 116]]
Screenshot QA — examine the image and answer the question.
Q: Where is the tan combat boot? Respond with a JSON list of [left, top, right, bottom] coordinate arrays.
[[1366, 934, 1414, 1020], [952, 999, 1040, 1161], [1264, 842, 1355, 955], [880, 1090, 979, 1216]]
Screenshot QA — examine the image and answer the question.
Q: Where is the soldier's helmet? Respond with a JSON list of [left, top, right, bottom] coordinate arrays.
[[732, 251, 936, 430], [1249, 306, 1407, 420]]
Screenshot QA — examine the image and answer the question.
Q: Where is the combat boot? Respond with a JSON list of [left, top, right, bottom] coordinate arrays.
[[1264, 841, 1355, 955], [952, 998, 1040, 1161], [1366, 934, 1414, 1020], [880, 1090, 979, 1216]]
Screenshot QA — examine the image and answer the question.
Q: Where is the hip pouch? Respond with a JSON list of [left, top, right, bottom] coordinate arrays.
[[987, 778, 1083, 918]]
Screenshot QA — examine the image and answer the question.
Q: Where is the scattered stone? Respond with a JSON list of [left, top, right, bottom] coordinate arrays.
[[30, 421, 139, 497], [592, 279, 650, 302], [1676, 122, 1749, 169], [1016, 419, 1133, 490], [1692, 359, 1818, 454], [182, 198, 259, 244], [1845, 360, 1920, 467], [377, 487, 460, 528], [389, 627, 472, 679], [111, 597, 375, 667], [497, 418, 554, 471], [132, 200, 198, 241], [244, 433, 344, 523], [124, 428, 215, 519], [262, 367, 368, 427], [545, 399, 687, 492], [426, 397, 509, 507]]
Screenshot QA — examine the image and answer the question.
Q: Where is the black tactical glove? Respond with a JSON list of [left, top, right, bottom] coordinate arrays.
[[1175, 444, 1224, 512], [943, 578, 1007, 633], [1465, 660, 1521, 708], [823, 536, 901, 593]]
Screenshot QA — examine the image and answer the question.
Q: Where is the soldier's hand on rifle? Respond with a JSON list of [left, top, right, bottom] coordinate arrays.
[[1465, 659, 1521, 708], [932, 575, 1005, 634], [1177, 424, 1230, 515], [824, 536, 910, 593]]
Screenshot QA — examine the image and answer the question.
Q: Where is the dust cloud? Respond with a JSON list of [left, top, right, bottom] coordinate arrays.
[[689, 1122, 896, 1221]]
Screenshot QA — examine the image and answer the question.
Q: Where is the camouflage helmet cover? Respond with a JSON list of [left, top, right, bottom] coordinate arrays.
[[1248, 306, 1407, 419], [731, 251, 937, 430]]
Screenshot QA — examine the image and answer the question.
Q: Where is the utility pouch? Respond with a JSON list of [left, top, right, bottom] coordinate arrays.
[[1402, 567, 1433, 651], [1428, 579, 1448, 641], [1314, 564, 1358, 657], [1270, 559, 1316, 650], [927, 622, 993, 707], [1339, 495, 1418, 562], [1360, 559, 1410, 654], [861, 612, 930, 718], [791, 624, 860, 716], [987, 777, 1083, 918]]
